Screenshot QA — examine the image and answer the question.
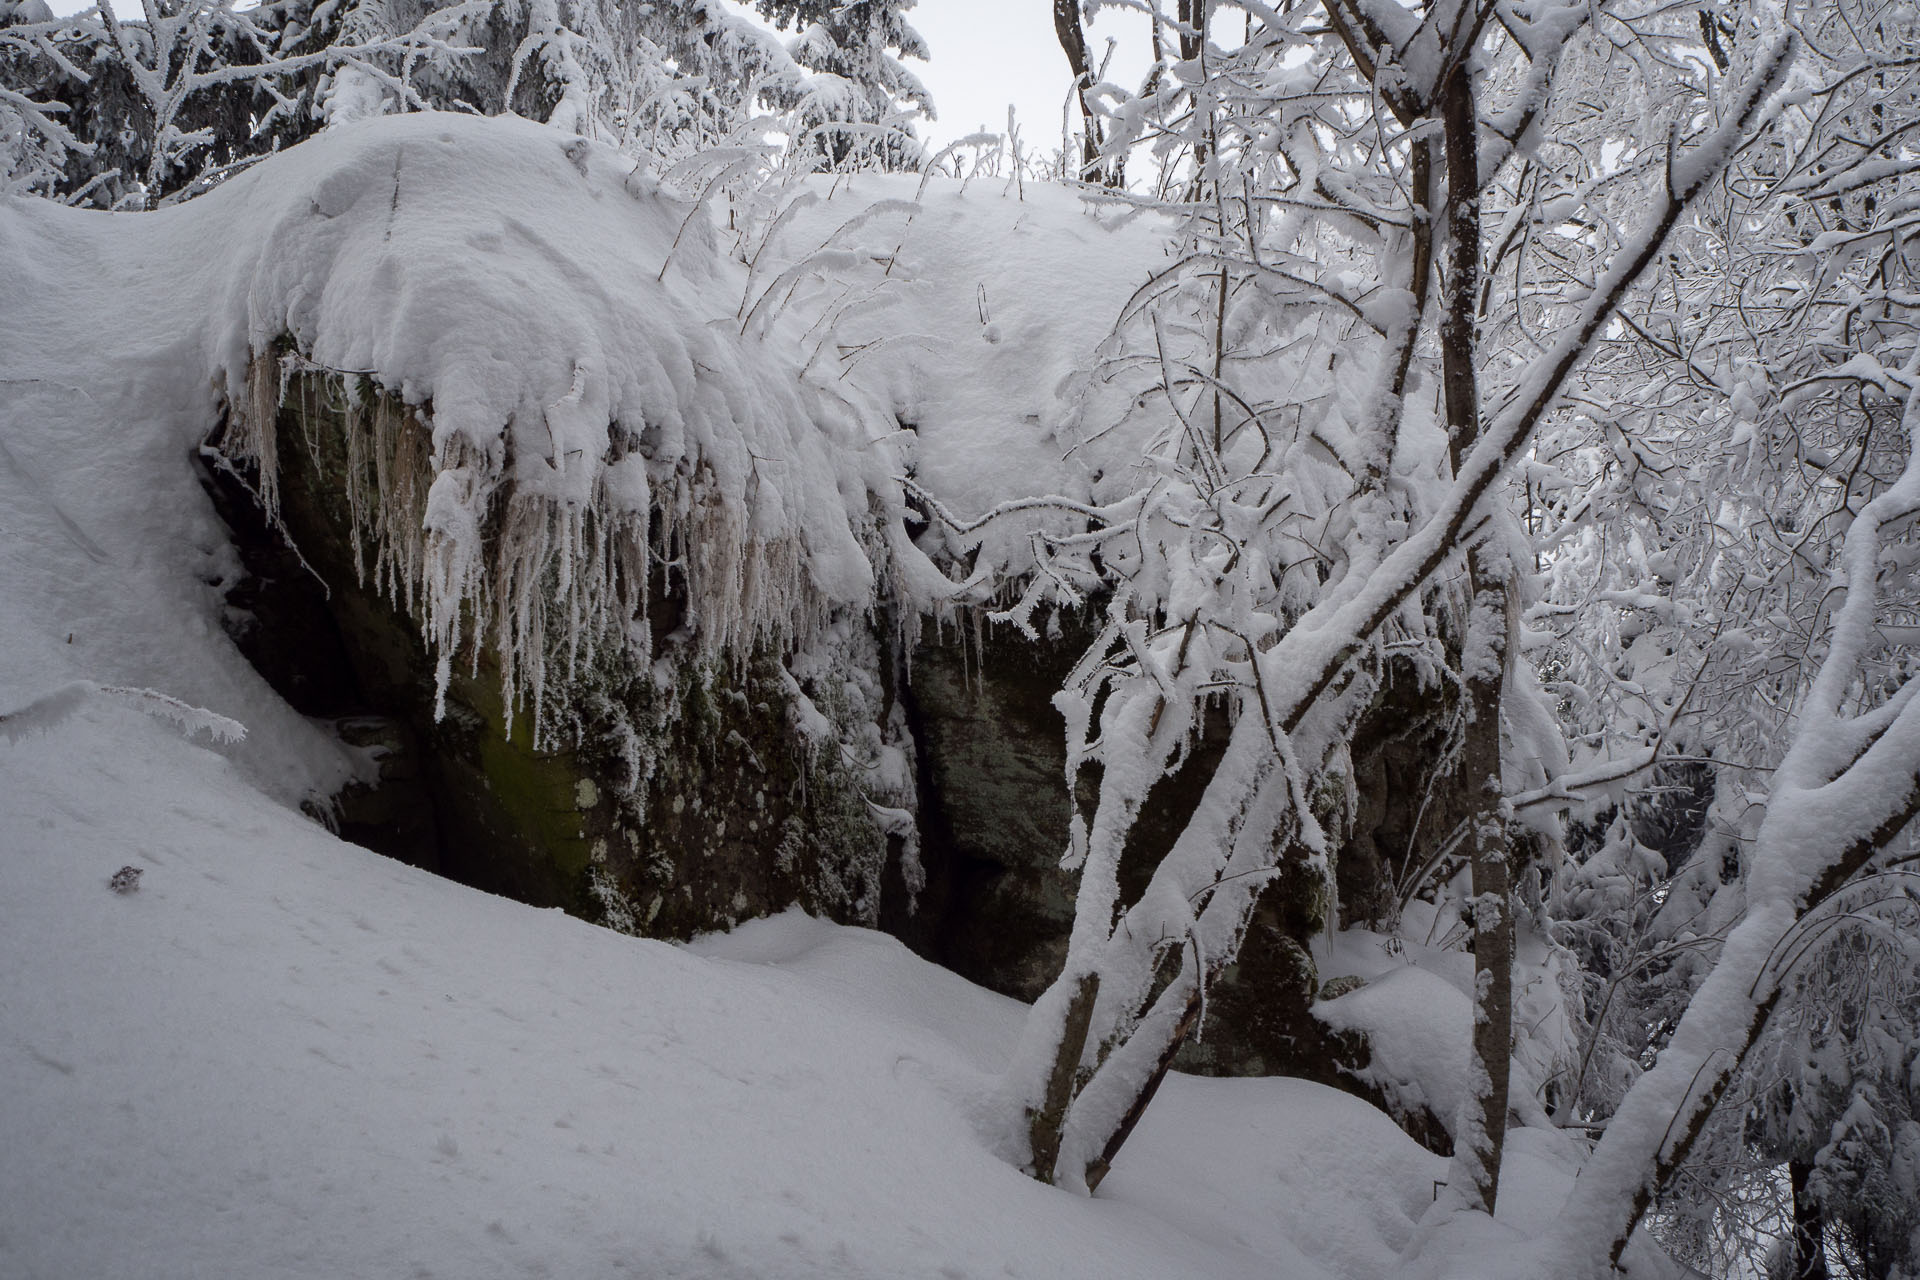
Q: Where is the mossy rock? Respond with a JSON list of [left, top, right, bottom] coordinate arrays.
[[226, 361, 896, 937], [1317, 974, 1368, 1002]]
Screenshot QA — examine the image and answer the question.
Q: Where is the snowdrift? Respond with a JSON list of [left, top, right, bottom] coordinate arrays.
[[0, 109, 1594, 1280], [24, 111, 1166, 734], [0, 698, 1455, 1279]]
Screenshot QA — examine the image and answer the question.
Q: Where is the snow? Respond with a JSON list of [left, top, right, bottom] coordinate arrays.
[[2, 109, 1456, 1280], [757, 171, 1175, 579], [0, 196, 362, 812], [1317, 965, 1480, 1133], [1105, 1075, 1447, 1279], [1313, 908, 1573, 1162], [1, 702, 1451, 1280]]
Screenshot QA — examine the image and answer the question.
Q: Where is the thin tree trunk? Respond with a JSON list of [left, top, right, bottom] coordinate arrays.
[[1789, 1158, 1830, 1280], [1025, 970, 1100, 1182], [1439, 55, 1514, 1216], [1178, 0, 1209, 180], [1084, 967, 1205, 1191], [1452, 563, 1514, 1213], [1051, 0, 1105, 183]]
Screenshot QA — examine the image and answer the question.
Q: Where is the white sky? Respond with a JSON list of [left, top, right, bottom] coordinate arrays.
[[42, 0, 1154, 153], [905, 0, 1150, 150]]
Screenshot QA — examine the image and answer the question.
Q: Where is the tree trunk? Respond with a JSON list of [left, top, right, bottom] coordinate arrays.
[[1438, 55, 1514, 1216], [1025, 970, 1100, 1182], [1789, 1158, 1830, 1280], [1084, 967, 1205, 1192], [1177, 0, 1208, 179], [1050, 0, 1106, 183], [1452, 561, 1514, 1213]]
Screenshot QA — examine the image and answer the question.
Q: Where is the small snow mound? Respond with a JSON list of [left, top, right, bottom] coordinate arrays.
[[1317, 965, 1475, 1132]]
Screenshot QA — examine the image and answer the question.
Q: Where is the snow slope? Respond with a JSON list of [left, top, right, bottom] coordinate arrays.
[[1, 111, 1452, 1280], [0, 703, 1448, 1280]]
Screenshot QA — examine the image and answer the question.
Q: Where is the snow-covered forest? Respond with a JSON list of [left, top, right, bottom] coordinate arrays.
[[2, 0, 1916, 1276]]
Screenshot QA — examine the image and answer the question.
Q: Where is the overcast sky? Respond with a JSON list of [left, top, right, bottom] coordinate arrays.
[[41, 0, 1152, 155], [905, 1, 1149, 151]]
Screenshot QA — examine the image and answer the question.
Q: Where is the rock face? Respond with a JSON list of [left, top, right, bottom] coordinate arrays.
[[210, 357, 1464, 1149], [907, 615, 1465, 1148], [212, 363, 907, 938], [904, 616, 1081, 997]]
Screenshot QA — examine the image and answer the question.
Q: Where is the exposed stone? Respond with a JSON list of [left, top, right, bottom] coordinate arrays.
[[905, 613, 1081, 996], [1340, 664, 1473, 930], [1318, 974, 1369, 1002], [209, 352, 1477, 1156], [331, 715, 439, 870], [904, 608, 1471, 1154], [212, 362, 903, 937]]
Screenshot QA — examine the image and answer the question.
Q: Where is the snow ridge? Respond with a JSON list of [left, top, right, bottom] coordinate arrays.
[[188, 111, 915, 737]]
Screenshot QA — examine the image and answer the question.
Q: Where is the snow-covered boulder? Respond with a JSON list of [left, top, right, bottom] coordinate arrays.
[[14, 109, 932, 934], [256, 117, 934, 931], [3, 105, 1525, 1117]]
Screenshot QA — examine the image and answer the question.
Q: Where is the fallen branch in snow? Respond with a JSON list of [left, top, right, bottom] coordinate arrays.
[[0, 682, 246, 746]]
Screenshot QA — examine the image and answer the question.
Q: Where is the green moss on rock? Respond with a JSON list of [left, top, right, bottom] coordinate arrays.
[[249, 360, 898, 938]]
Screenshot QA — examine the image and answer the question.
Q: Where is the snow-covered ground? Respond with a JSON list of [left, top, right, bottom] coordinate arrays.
[[1, 702, 1451, 1279], [2, 110, 1586, 1280]]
